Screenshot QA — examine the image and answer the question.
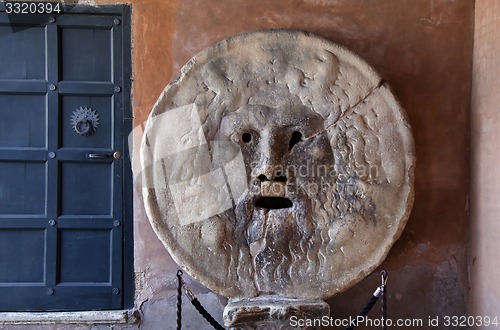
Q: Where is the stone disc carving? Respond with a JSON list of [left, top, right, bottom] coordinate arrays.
[[141, 29, 415, 299]]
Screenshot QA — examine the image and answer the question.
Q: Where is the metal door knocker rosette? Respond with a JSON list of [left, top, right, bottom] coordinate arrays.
[[71, 106, 99, 136]]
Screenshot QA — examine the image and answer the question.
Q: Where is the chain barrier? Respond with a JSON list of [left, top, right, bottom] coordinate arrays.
[[176, 270, 183, 330], [381, 270, 388, 330], [346, 270, 389, 330], [176, 270, 226, 330], [176, 269, 388, 330]]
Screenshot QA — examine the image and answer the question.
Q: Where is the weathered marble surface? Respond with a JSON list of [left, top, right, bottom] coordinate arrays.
[[141, 29, 415, 300], [224, 297, 329, 329]]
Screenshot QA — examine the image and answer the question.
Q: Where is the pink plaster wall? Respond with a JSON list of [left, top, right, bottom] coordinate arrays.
[[470, 0, 500, 319], [129, 0, 474, 328]]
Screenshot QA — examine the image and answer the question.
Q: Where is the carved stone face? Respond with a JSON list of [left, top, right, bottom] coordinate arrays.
[[217, 94, 337, 293], [140, 30, 415, 299]]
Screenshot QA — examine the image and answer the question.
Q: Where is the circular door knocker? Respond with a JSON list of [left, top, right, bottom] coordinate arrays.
[[71, 106, 99, 136]]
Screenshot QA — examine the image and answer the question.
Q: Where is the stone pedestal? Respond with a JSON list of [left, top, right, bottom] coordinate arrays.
[[223, 297, 329, 330]]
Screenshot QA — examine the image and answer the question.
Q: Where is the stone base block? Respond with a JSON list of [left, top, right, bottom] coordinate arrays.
[[223, 297, 329, 330]]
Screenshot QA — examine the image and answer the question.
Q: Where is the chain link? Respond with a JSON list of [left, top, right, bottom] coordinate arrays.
[[176, 270, 183, 330], [380, 270, 388, 330], [176, 270, 226, 330]]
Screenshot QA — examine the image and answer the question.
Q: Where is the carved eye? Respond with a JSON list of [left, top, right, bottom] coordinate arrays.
[[241, 132, 252, 143], [289, 131, 302, 150]]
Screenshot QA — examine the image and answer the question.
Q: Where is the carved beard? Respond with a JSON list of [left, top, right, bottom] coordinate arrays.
[[230, 176, 374, 295], [234, 192, 318, 294], [247, 208, 301, 293]]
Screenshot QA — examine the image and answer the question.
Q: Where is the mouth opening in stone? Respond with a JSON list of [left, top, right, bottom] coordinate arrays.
[[255, 197, 293, 210]]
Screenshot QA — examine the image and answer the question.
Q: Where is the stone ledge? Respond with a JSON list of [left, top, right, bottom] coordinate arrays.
[[0, 310, 130, 325], [224, 297, 329, 328]]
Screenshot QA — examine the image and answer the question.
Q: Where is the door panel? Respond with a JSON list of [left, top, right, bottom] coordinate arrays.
[[61, 27, 112, 82], [60, 162, 113, 216], [0, 95, 46, 148], [0, 6, 131, 311], [0, 25, 45, 79], [59, 229, 112, 283], [0, 162, 46, 215], [0, 229, 46, 283]]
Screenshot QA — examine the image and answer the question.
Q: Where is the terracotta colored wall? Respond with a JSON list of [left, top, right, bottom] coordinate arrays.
[[0, 0, 474, 329], [470, 0, 500, 319], [128, 1, 473, 328]]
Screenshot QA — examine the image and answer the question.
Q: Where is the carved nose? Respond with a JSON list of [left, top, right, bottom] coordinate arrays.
[[253, 133, 288, 182], [256, 165, 287, 198], [256, 165, 274, 181], [253, 134, 289, 198]]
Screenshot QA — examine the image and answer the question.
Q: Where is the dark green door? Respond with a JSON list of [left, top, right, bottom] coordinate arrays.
[[0, 5, 132, 311]]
